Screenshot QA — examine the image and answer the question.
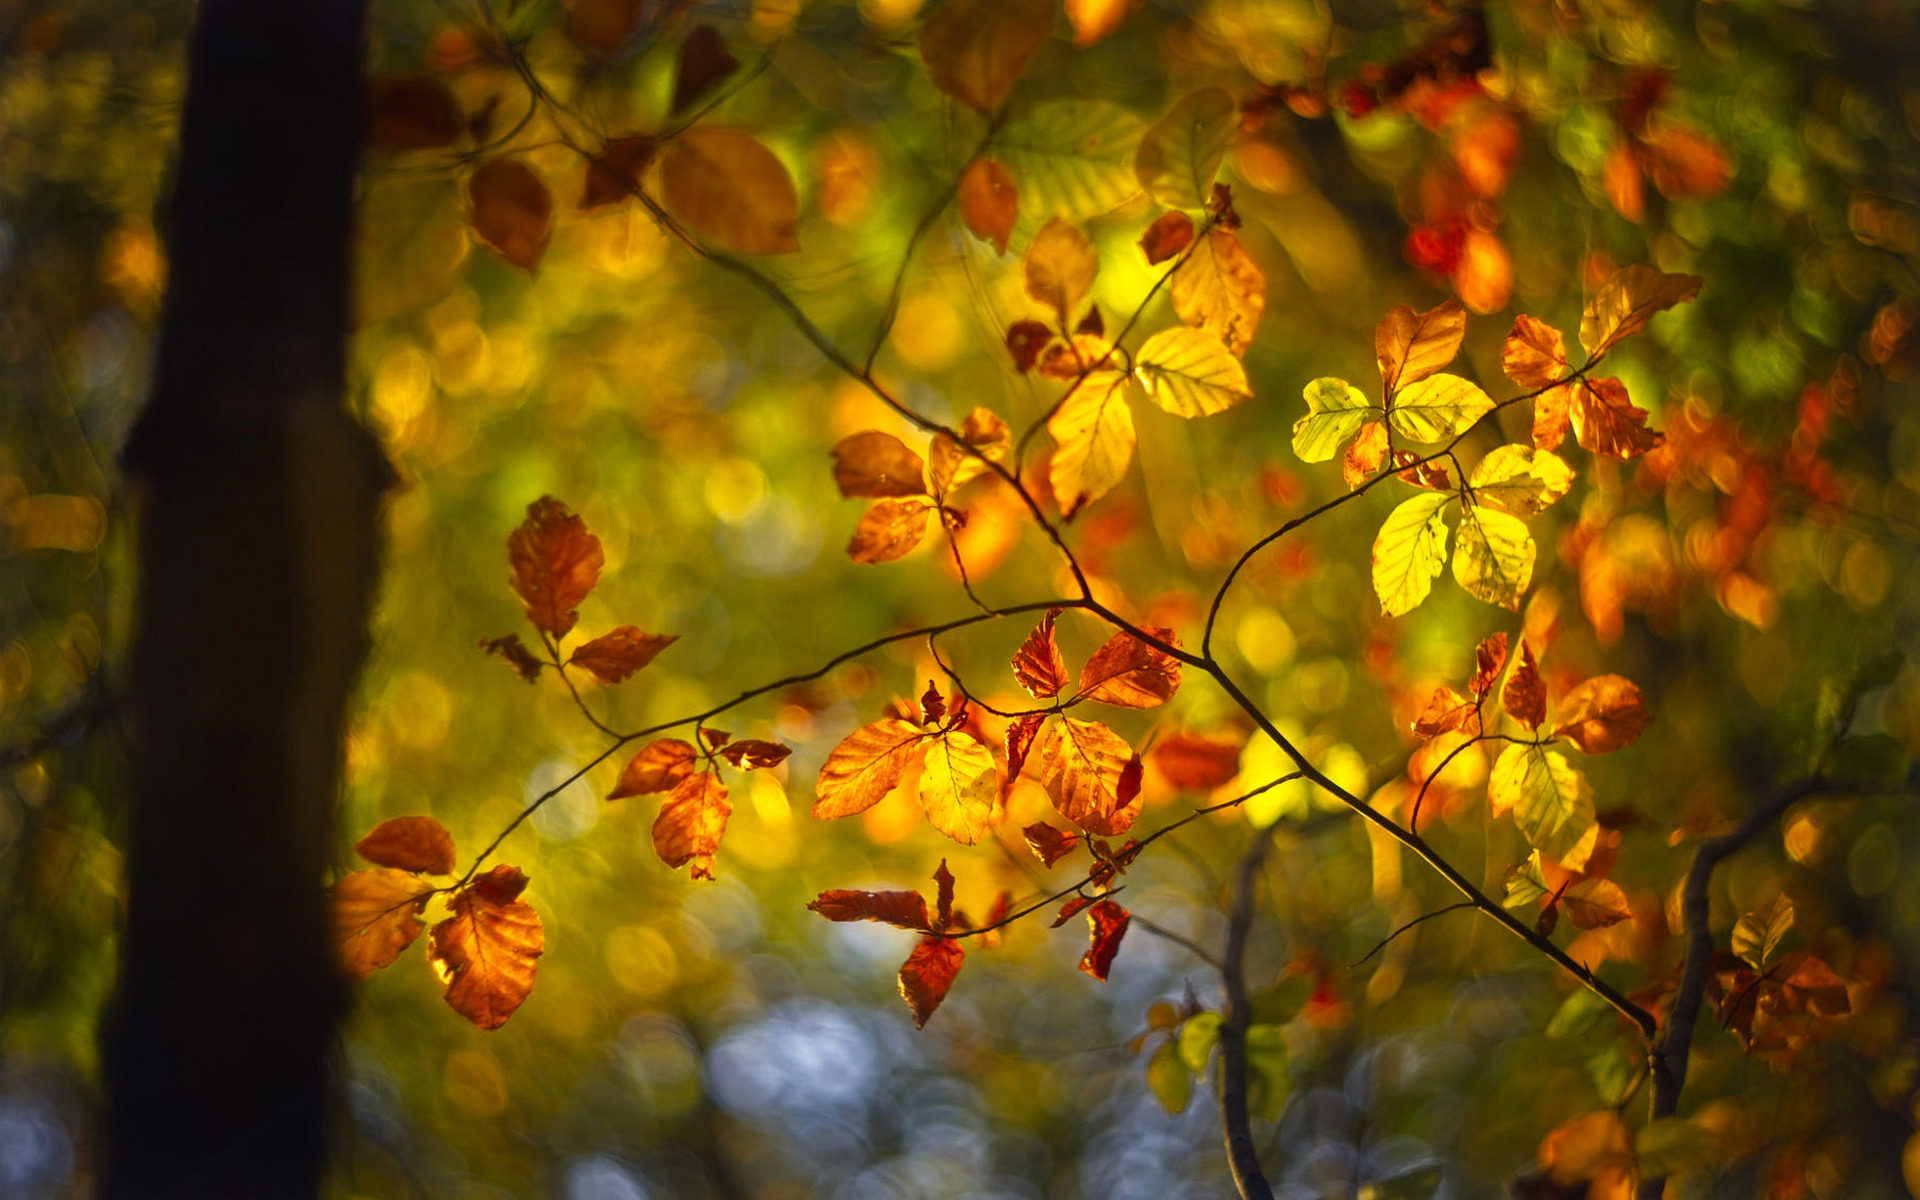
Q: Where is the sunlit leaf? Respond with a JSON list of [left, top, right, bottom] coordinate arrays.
[[832, 431, 928, 498], [1470, 632, 1510, 698], [1502, 854, 1550, 909], [899, 937, 965, 1028], [1469, 445, 1573, 516], [920, 732, 999, 845], [1372, 492, 1451, 617], [1066, 0, 1140, 47], [354, 815, 456, 875], [508, 497, 603, 637], [1452, 506, 1534, 610], [1023, 820, 1082, 866], [1170, 228, 1265, 356], [1412, 686, 1479, 739], [1025, 218, 1099, 326], [331, 868, 435, 980], [609, 738, 698, 799], [1376, 299, 1466, 397], [1052, 896, 1094, 927], [1553, 676, 1651, 755], [652, 771, 731, 880], [996, 101, 1146, 221], [1293, 378, 1381, 463], [919, 0, 1055, 113], [957, 157, 1018, 255], [1343, 421, 1389, 489], [1040, 716, 1140, 835], [658, 126, 800, 255], [1135, 88, 1238, 209], [1503, 313, 1570, 391], [468, 158, 553, 271], [1733, 894, 1794, 970], [429, 866, 544, 1030], [1047, 369, 1138, 518], [1079, 899, 1130, 980], [569, 626, 678, 684], [1569, 376, 1662, 459], [1490, 744, 1596, 870], [1150, 733, 1242, 790], [1501, 641, 1545, 731], [1012, 608, 1070, 699], [1140, 211, 1194, 264], [1134, 326, 1252, 417], [1579, 265, 1703, 358], [929, 407, 1011, 495], [1078, 626, 1181, 709], [932, 859, 956, 930], [1562, 878, 1631, 930], [1387, 373, 1494, 443], [815, 718, 928, 818], [1006, 713, 1045, 779], [808, 888, 932, 931], [717, 739, 791, 771], [847, 498, 935, 563], [366, 76, 462, 153], [672, 25, 740, 116]]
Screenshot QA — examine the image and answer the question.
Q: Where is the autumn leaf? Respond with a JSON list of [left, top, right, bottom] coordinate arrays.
[[1293, 378, 1382, 463], [508, 497, 604, 637], [428, 866, 544, 1030], [1171, 227, 1265, 356], [564, 0, 643, 55], [671, 25, 740, 116], [996, 100, 1146, 220], [1569, 376, 1662, 459], [354, 815, 457, 875], [1561, 878, 1631, 930], [1048, 369, 1137, 518], [1079, 899, 1130, 980], [815, 718, 928, 818], [1490, 744, 1596, 870], [1452, 506, 1534, 610], [468, 158, 553, 271], [1538, 1111, 1632, 1191], [1501, 641, 1546, 730], [1051, 895, 1094, 927], [658, 126, 800, 255], [809, 888, 932, 931], [1006, 319, 1055, 373], [1412, 686, 1479, 739], [569, 626, 677, 684], [1469, 445, 1573, 516], [847, 498, 936, 563], [717, 739, 792, 770], [1026, 218, 1099, 327], [1732, 894, 1794, 970], [898, 936, 965, 1028], [1150, 733, 1242, 790], [331, 867, 435, 980], [832, 431, 928, 498], [1140, 211, 1195, 264], [1012, 608, 1070, 699], [1134, 327, 1253, 417], [1388, 373, 1494, 443], [932, 859, 956, 930], [366, 76, 462, 152], [1470, 632, 1510, 698], [1006, 712, 1045, 779], [920, 732, 999, 845], [481, 633, 545, 683], [1023, 820, 1082, 867], [1372, 492, 1451, 617], [1376, 299, 1466, 398], [1040, 716, 1141, 835], [1342, 421, 1389, 489], [581, 135, 657, 211], [652, 771, 731, 880], [1135, 88, 1237, 209], [918, 0, 1054, 114], [1503, 314, 1570, 390], [1553, 676, 1651, 754], [928, 407, 1010, 496], [1579, 265, 1703, 359], [1078, 627, 1181, 708], [957, 158, 1018, 255], [609, 738, 698, 799]]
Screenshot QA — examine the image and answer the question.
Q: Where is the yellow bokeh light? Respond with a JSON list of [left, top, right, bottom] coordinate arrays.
[[604, 923, 679, 998]]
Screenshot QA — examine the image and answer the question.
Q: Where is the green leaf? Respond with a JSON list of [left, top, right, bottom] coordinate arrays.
[[1177, 1010, 1221, 1072], [1245, 1024, 1290, 1120], [1146, 1039, 1193, 1113], [1135, 327, 1253, 417], [1371, 492, 1451, 617], [1386, 373, 1494, 442], [1732, 894, 1793, 970], [1135, 87, 1238, 209], [1587, 1046, 1636, 1107], [1249, 973, 1315, 1025], [1503, 852, 1550, 910], [1452, 506, 1534, 610], [1489, 744, 1596, 870], [997, 101, 1147, 224], [1469, 445, 1574, 516], [1547, 988, 1612, 1040], [1293, 378, 1381, 462]]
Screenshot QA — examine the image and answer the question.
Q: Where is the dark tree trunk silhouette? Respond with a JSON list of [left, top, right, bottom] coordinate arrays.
[[102, 1, 386, 1196]]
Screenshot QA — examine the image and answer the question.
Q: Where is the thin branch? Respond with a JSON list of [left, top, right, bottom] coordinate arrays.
[[1130, 915, 1222, 970], [1218, 820, 1280, 1200], [1350, 901, 1476, 969]]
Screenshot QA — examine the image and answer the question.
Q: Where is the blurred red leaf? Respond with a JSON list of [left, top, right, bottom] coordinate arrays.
[[831, 431, 928, 498], [672, 25, 740, 115], [1149, 733, 1242, 790], [581, 135, 657, 211], [809, 889, 931, 931], [1140, 212, 1195, 265], [957, 157, 1018, 255]]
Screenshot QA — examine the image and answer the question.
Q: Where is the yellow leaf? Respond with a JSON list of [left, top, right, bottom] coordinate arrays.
[[1135, 88, 1238, 209], [1292, 378, 1380, 462], [1371, 492, 1451, 618], [1452, 506, 1533, 609], [658, 126, 800, 255], [847, 498, 935, 563], [331, 867, 435, 980], [1579, 264, 1703, 358], [1489, 744, 1596, 870], [1025, 217, 1099, 326], [919, 732, 999, 845], [815, 718, 928, 818], [1047, 370, 1137, 518], [1468, 445, 1573, 516], [1170, 228, 1264, 355], [996, 100, 1146, 221], [428, 866, 544, 1030], [1387, 373, 1494, 443], [1375, 299, 1465, 398], [1134, 326, 1252, 417]]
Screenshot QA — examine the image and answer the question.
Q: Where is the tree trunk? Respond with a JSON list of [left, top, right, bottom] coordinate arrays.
[[101, 1, 386, 1196]]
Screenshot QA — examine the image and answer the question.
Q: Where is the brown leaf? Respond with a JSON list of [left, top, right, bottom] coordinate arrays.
[[354, 816, 457, 875], [1342, 420, 1389, 489], [564, 0, 643, 55], [331, 868, 435, 980], [652, 771, 732, 881], [718, 739, 792, 770], [1023, 820, 1082, 867], [1538, 1110, 1632, 1190], [1570, 376, 1662, 459], [1469, 631, 1510, 699], [672, 24, 740, 116], [468, 158, 553, 271], [933, 859, 956, 930], [808, 889, 932, 931], [1079, 627, 1181, 709], [1503, 314, 1570, 391], [848, 498, 935, 563], [1553, 675, 1651, 755], [1171, 228, 1265, 356], [1149, 733, 1242, 790], [1531, 381, 1572, 451], [1012, 609, 1070, 699], [928, 407, 1011, 496], [815, 718, 928, 819], [1411, 686, 1480, 739], [957, 158, 1018, 255], [1051, 895, 1094, 927], [1376, 299, 1466, 397], [508, 497, 604, 637], [1140, 211, 1195, 265], [1580, 265, 1703, 359], [480, 633, 544, 683], [609, 738, 699, 799], [1040, 717, 1141, 835], [831, 431, 928, 498], [1502, 641, 1546, 731], [1079, 899, 1130, 980], [1006, 319, 1055, 374], [429, 866, 544, 1030], [1561, 878, 1631, 929], [569, 626, 678, 683], [1026, 218, 1099, 327], [919, 0, 1054, 113], [1006, 712, 1045, 780], [581, 135, 657, 211], [366, 76, 462, 152], [898, 936, 965, 1028], [1393, 451, 1456, 491], [658, 126, 800, 255]]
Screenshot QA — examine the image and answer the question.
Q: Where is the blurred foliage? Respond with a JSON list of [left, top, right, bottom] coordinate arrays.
[[5, 0, 1920, 1197]]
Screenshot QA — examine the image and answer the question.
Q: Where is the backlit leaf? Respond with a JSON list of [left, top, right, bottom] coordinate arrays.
[[1569, 376, 1662, 459], [1293, 378, 1381, 462], [653, 771, 731, 881], [1580, 265, 1703, 358], [508, 497, 603, 637], [899, 937, 965, 1028], [1052, 896, 1094, 927], [1040, 717, 1141, 835], [1503, 854, 1550, 909], [1171, 228, 1265, 356], [808, 889, 932, 931], [1732, 894, 1794, 970], [832, 431, 928, 498], [1025, 218, 1099, 326], [1562, 878, 1631, 930], [1146, 1039, 1192, 1113], [1079, 899, 1130, 980], [717, 739, 792, 771], [1178, 1011, 1222, 1071], [1006, 713, 1045, 779], [1387, 373, 1494, 443], [354, 815, 456, 875], [570, 626, 678, 683], [1470, 632, 1510, 698], [429, 866, 544, 1030], [581, 135, 657, 211], [1012, 608, 1070, 699], [929, 407, 1011, 495], [1343, 421, 1389, 489], [1023, 820, 1082, 866], [1553, 676, 1651, 754], [366, 76, 462, 152], [1412, 686, 1479, 739], [1078, 627, 1181, 709], [1452, 506, 1534, 610], [996, 101, 1146, 221], [1140, 211, 1194, 264], [1490, 744, 1596, 870], [1150, 733, 1242, 790], [1047, 370, 1137, 518], [1135, 88, 1238, 209], [815, 718, 928, 818], [609, 738, 698, 799], [658, 126, 800, 255], [847, 498, 935, 563], [1502, 641, 1546, 731], [919, 0, 1054, 114], [1469, 445, 1573, 516], [1134, 326, 1253, 417], [468, 158, 552, 271], [920, 733, 999, 845], [331, 868, 435, 980], [957, 157, 1019, 255], [1066, 0, 1139, 46], [933, 860, 956, 930], [1503, 313, 1570, 391], [671, 25, 740, 116], [1372, 492, 1451, 617], [1376, 299, 1466, 397]]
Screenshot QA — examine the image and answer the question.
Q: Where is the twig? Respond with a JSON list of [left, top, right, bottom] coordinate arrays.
[[1350, 901, 1476, 969], [1130, 914, 1222, 970], [1218, 820, 1281, 1200]]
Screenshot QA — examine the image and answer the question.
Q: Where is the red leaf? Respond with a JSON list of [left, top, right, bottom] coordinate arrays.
[[1502, 641, 1546, 731], [1078, 627, 1182, 709], [480, 633, 544, 683], [1051, 895, 1094, 928], [1006, 319, 1056, 374], [934, 859, 956, 930], [717, 739, 792, 770], [1012, 609, 1070, 699], [1140, 211, 1195, 265], [468, 158, 553, 271], [508, 497, 604, 638], [1023, 820, 1082, 867], [366, 76, 462, 152], [569, 626, 677, 683], [354, 815, 457, 875], [428, 866, 544, 1030], [921, 680, 948, 726], [581, 135, 657, 211], [672, 24, 740, 116], [609, 738, 699, 799], [1149, 733, 1243, 790], [1079, 899, 1130, 980], [899, 937, 966, 1029], [1040, 717, 1143, 836], [652, 771, 731, 881], [808, 889, 932, 931], [1006, 712, 1045, 780], [1469, 631, 1509, 699]]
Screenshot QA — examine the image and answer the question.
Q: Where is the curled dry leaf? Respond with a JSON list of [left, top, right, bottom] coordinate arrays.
[[609, 738, 698, 799], [1079, 899, 1131, 980], [1012, 608, 1070, 699], [354, 815, 457, 875], [1005, 712, 1045, 780], [508, 497, 603, 637], [808, 889, 932, 931], [658, 126, 800, 255], [1470, 632, 1510, 698], [652, 771, 731, 881], [480, 633, 544, 683], [429, 865, 544, 1030], [718, 739, 792, 770], [1501, 641, 1546, 731], [1139, 211, 1194, 265], [1023, 820, 1082, 867], [1079, 627, 1181, 708], [1150, 733, 1243, 790], [831, 431, 928, 498], [468, 158, 553, 271], [928, 407, 1010, 496], [957, 158, 1018, 255], [919, 0, 1054, 114], [847, 498, 935, 563], [1412, 686, 1479, 739], [331, 867, 435, 980], [672, 25, 740, 116], [1553, 675, 1651, 754], [366, 76, 462, 152], [898, 936, 965, 1028], [933, 860, 957, 930], [569, 626, 677, 684], [581, 135, 657, 211], [1051, 895, 1094, 927]]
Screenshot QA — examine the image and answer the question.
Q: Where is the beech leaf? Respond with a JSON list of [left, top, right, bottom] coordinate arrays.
[[1501, 642, 1546, 731], [1387, 373, 1494, 443], [1135, 88, 1238, 209], [1732, 895, 1794, 970], [1579, 265, 1703, 358], [1039, 716, 1140, 835], [672, 25, 740, 116], [1489, 744, 1596, 870], [1047, 370, 1137, 519], [899, 937, 965, 1028], [717, 739, 792, 771], [1293, 378, 1381, 463], [652, 771, 732, 881], [919, 0, 1054, 114], [331, 867, 435, 980], [1469, 445, 1573, 517], [957, 157, 1019, 255], [832, 431, 929, 498], [1562, 878, 1632, 930], [428, 866, 544, 1030], [1079, 899, 1130, 980], [1170, 228, 1265, 356], [354, 815, 456, 875], [1023, 820, 1082, 867], [1570, 376, 1662, 460], [1372, 492, 1451, 617], [1342, 421, 1390, 489], [809, 889, 932, 931], [928, 407, 1010, 496], [847, 498, 935, 563], [815, 718, 928, 819], [920, 732, 999, 845], [1376, 299, 1466, 397], [1006, 712, 1046, 780], [508, 497, 604, 638], [609, 738, 698, 799], [1134, 327, 1253, 417], [1412, 686, 1479, 740], [1025, 218, 1099, 326], [1078, 627, 1181, 709], [658, 126, 800, 255], [1503, 313, 1569, 391], [581, 135, 657, 211], [569, 626, 677, 684], [1149, 733, 1242, 790], [467, 158, 552, 271], [1012, 609, 1070, 699], [1452, 506, 1534, 610], [1470, 632, 1510, 699], [1140, 211, 1195, 264], [1553, 676, 1651, 754]]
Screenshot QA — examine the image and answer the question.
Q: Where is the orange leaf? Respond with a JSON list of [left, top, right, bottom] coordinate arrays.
[[1642, 120, 1731, 200], [918, 0, 1054, 114], [831, 431, 928, 498], [957, 158, 1018, 255], [569, 626, 678, 683], [581, 135, 657, 211], [717, 739, 792, 770], [1580, 264, 1703, 359], [366, 76, 462, 152], [1139, 211, 1195, 265], [933, 859, 956, 930], [1051, 895, 1093, 927], [899, 937, 965, 1028], [1171, 228, 1265, 356], [1553, 675, 1651, 754], [814, 718, 928, 818], [1538, 1110, 1631, 1189], [847, 498, 935, 563], [507, 497, 603, 638], [1502, 314, 1569, 391], [1012, 609, 1070, 699], [1039, 716, 1141, 835], [1603, 142, 1645, 222], [1376, 298, 1466, 397], [1079, 627, 1181, 708], [331, 867, 435, 980], [1342, 420, 1389, 489], [929, 407, 1011, 496], [1023, 820, 1082, 867], [354, 815, 457, 875], [609, 738, 698, 799], [1570, 376, 1662, 459], [1065, 0, 1140, 46], [808, 889, 932, 931], [658, 126, 800, 255], [671, 24, 740, 116], [1079, 899, 1130, 980], [1502, 641, 1546, 731], [1561, 878, 1631, 930], [428, 866, 544, 1030], [1470, 631, 1510, 698], [480, 633, 544, 683], [1450, 227, 1512, 315], [468, 158, 552, 271], [1411, 686, 1480, 739], [1149, 733, 1242, 790], [652, 771, 732, 880], [1006, 712, 1045, 780]]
